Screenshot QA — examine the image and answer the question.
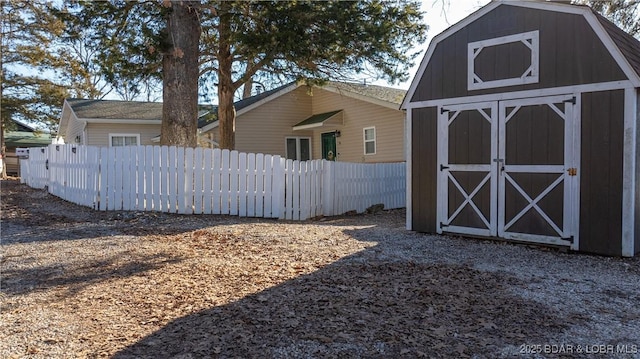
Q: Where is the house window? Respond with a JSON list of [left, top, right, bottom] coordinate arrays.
[[364, 127, 376, 155], [286, 137, 311, 161], [109, 133, 140, 147]]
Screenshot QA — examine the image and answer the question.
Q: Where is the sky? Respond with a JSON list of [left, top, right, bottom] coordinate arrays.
[[380, 0, 490, 90]]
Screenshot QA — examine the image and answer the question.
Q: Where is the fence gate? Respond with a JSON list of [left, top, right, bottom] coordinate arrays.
[[437, 95, 579, 247]]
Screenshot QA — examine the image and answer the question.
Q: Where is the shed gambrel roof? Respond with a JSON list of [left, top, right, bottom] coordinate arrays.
[[401, 0, 640, 109], [594, 11, 640, 78]]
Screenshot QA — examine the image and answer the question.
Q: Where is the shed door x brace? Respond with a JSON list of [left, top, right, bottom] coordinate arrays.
[[437, 94, 579, 248]]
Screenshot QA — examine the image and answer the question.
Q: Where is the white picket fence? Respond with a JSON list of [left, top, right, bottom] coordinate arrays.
[[19, 144, 405, 220]]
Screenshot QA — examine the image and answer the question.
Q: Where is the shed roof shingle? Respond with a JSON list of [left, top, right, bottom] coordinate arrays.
[[593, 10, 640, 79]]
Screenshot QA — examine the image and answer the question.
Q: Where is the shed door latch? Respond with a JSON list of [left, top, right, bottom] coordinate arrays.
[[567, 168, 577, 176]]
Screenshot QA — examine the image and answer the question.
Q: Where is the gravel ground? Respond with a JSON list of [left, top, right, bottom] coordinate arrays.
[[1, 178, 640, 358]]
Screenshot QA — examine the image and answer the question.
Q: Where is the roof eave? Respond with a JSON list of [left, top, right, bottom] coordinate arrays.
[[321, 85, 403, 110], [80, 118, 162, 125], [200, 120, 220, 133], [236, 83, 301, 116]]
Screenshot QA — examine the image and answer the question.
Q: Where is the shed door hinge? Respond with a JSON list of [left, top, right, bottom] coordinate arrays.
[[440, 222, 449, 229], [564, 96, 576, 105], [440, 164, 450, 171], [440, 107, 448, 114], [562, 235, 574, 244]]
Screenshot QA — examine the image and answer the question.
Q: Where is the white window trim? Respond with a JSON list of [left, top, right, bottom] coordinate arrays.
[[363, 127, 376, 155], [109, 133, 140, 147], [468, 30, 539, 91], [285, 136, 312, 161]]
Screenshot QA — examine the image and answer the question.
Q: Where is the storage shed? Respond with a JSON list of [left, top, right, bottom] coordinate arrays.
[[402, 0, 640, 256]]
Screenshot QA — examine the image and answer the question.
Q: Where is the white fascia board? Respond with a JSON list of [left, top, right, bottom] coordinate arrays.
[[509, 1, 640, 86], [58, 99, 74, 138], [401, 0, 640, 109], [582, 14, 640, 87], [292, 123, 323, 131], [401, 1, 501, 109], [200, 120, 219, 133], [405, 109, 412, 230], [80, 118, 162, 125], [404, 80, 633, 109], [622, 87, 637, 257]]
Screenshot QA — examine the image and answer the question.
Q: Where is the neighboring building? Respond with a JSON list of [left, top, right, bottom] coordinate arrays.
[[57, 100, 215, 147], [201, 81, 406, 163], [402, 0, 640, 256], [3, 119, 53, 176], [58, 81, 407, 163]]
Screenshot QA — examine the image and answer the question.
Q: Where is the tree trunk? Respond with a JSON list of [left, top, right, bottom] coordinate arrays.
[[217, 2, 236, 150], [160, 1, 201, 147], [242, 77, 253, 99], [0, 4, 6, 180]]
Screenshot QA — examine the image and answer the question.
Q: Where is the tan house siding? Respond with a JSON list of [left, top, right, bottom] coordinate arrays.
[[234, 87, 314, 157], [87, 123, 161, 146], [311, 88, 405, 163], [65, 116, 86, 145]]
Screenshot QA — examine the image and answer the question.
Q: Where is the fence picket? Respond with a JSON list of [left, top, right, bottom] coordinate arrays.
[[229, 151, 239, 215], [238, 152, 247, 217], [213, 149, 222, 214], [193, 147, 203, 214], [247, 153, 256, 217], [263, 155, 274, 218], [203, 148, 213, 214], [134, 146, 143, 210], [255, 153, 264, 217], [221, 149, 230, 214]]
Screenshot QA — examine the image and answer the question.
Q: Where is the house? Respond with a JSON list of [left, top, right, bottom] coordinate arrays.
[[3, 119, 54, 176], [402, 0, 640, 257], [200, 81, 407, 163], [57, 99, 216, 147], [58, 81, 406, 164]]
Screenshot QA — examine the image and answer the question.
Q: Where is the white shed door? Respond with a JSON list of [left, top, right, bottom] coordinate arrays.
[[438, 95, 579, 247]]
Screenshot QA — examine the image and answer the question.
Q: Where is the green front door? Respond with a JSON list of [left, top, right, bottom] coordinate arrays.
[[321, 132, 337, 161]]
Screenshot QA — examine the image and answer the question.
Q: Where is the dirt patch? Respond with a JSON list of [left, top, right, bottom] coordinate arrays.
[[1, 179, 639, 358]]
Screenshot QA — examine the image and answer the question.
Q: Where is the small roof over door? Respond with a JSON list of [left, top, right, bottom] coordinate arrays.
[[292, 110, 343, 131]]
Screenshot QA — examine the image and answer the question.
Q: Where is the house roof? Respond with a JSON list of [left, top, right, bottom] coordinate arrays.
[[292, 110, 343, 131], [326, 81, 407, 105], [401, 0, 640, 109], [61, 81, 405, 138], [4, 131, 53, 148], [8, 118, 45, 133], [199, 81, 405, 133], [66, 99, 163, 121], [59, 99, 218, 142], [234, 83, 296, 112]]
